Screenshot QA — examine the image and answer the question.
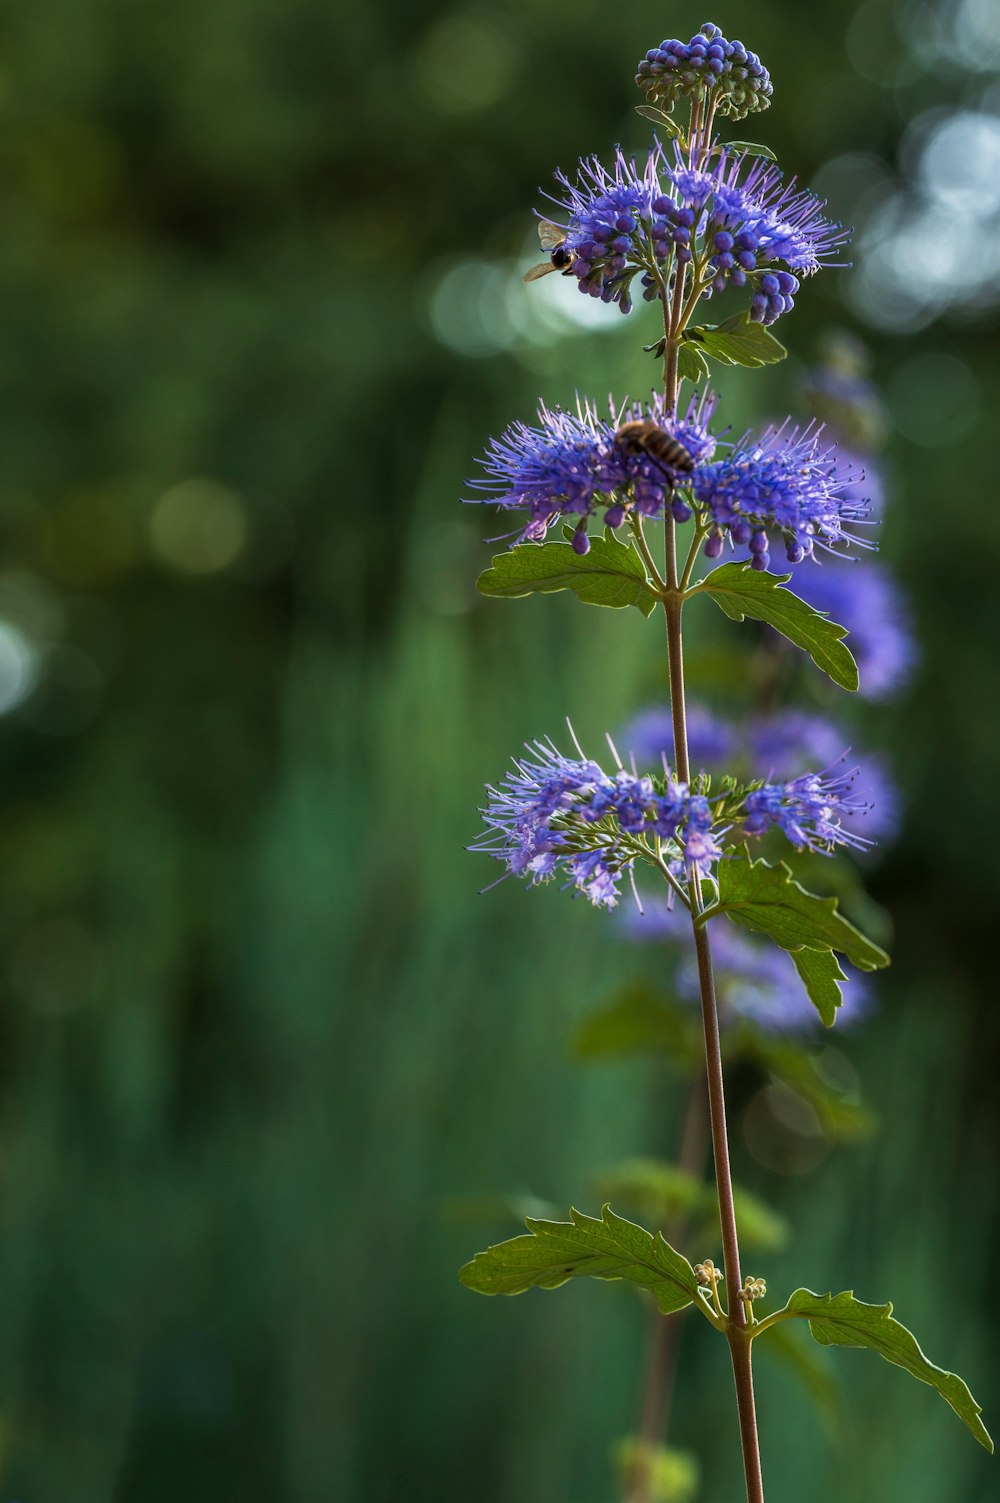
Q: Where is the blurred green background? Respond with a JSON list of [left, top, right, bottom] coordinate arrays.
[[0, 0, 997, 1498]]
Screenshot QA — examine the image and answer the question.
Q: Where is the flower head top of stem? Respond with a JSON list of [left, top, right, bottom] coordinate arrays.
[[637, 23, 773, 123]]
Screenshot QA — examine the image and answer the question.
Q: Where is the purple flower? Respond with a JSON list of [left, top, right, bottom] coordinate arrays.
[[742, 764, 872, 855], [692, 422, 872, 568], [468, 394, 873, 564], [636, 23, 773, 122]]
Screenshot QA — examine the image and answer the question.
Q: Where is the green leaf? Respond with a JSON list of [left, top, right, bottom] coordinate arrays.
[[634, 105, 683, 140], [682, 311, 787, 370], [459, 1204, 698, 1315], [703, 856, 890, 982], [694, 561, 859, 691], [676, 341, 710, 383], [711, 140, 777, 162], [757, 1323, 844, 1439], [477, 534, 659, 616], [769, 1289, 993, 1453], [571, 983, 700, 1063], [789, 947, 848, 1027]]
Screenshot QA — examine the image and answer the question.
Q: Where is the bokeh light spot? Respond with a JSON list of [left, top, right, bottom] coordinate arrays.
[[150, 480, 246, 575], [0, 621, 39, 715], [414, 12, 516, 115]]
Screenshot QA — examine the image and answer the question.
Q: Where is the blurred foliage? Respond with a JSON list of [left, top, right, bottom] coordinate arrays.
[[0, 1, 995, 1500]]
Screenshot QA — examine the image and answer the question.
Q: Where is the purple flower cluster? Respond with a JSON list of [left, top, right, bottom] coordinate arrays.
[[471, 739, 726, 909], [472, 733, 875, 911], [742, 767, 872, 855], [692, 421, 872, 568], [467, 389, 717, 546], [544, 141, 848, 321], [636, 23, 773, 121], [470, 395, 871, 563]]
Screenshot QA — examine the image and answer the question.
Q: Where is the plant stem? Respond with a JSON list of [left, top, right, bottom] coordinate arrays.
[[662, 590, 765, 1503], [651, 155, 765, 1498], [625, 1076, 710, 1503]]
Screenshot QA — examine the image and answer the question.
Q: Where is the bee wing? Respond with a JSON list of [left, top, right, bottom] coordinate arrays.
[[537, 219, 567, 251], [522, 261, 557, 283]]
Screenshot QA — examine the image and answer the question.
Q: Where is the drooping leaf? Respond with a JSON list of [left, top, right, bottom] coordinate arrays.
[[693, 562, 859, 691], [477, 534, 659, 616], [459, 1204, 699, 1315], [571, 983, 700, 1063], [702, 856, 890, 974], [789, 947, 849, 1027], [768, 1289, 993, 1453], [676, 341, 710, 383], [634, 105, 684, 139], [682, 312, 787, 370], [710, 140, 778, 162], [757, 1322, 844, 1439]]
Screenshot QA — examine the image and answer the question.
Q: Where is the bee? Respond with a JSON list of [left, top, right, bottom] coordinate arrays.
[[614, 419, 695, 480], [522, 219, 574, 283]]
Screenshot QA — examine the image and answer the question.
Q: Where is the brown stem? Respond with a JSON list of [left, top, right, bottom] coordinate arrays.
[[662, 592, 765, 1503], [625, 1077, 710, 1503]]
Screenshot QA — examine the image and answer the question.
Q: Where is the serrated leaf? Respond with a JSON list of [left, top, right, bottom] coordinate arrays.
[[477, 534, 658, 616], [702, 857, 890, 979], [634, 105, 683, 140], [789, 947, 848, 1027], [694, 562, 859, 691], [683, 312, 787, 369], [676, 341, 710, 383], [757, 1322, 844, 1439], [769, 1289, 993, 1453], [459, 1204, 698, 1315], [571, 983, 700, 1063]]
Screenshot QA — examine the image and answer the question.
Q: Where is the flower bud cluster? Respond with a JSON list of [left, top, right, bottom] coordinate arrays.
[[636, 23, 772, 121]]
